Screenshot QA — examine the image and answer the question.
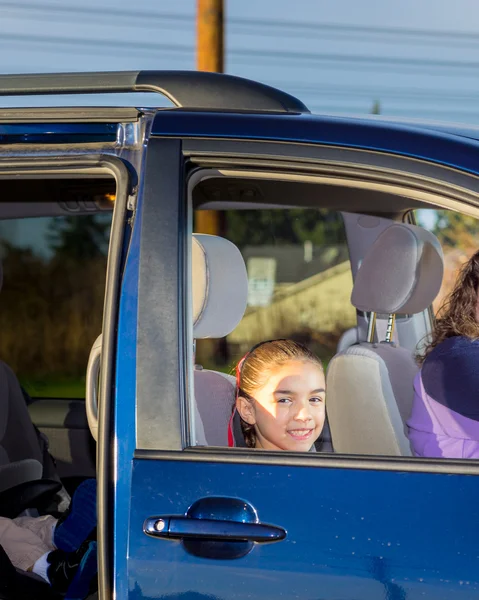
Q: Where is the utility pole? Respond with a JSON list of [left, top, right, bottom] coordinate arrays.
[[195, 0, 229, 365], [195, 0, 224, 236], [197, 0, 224, 73]]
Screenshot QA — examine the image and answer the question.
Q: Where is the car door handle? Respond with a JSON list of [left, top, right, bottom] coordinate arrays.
[[144, 516, 286, 543]]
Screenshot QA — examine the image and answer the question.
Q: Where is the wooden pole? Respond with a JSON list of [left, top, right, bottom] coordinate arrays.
[[195, 0, 224, 236], [197, 0, 224, 72], [195, 1, 230, 365]]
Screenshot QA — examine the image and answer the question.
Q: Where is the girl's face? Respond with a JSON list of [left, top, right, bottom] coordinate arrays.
[[237, 360, 326, 452]]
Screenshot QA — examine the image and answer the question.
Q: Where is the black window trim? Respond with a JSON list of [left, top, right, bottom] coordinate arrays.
[[136, 138, 187, 451]]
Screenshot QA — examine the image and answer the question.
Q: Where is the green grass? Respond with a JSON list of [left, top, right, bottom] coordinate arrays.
[[21, 376, 86, 399]]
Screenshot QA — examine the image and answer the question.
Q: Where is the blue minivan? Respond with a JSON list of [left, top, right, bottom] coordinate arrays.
[[1, 71, 479, 600]]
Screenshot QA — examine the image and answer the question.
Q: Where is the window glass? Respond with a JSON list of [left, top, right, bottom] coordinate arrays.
[[0, 214, 112, 398], [195, 208, 355, 373], [415, 208, 479, 314]]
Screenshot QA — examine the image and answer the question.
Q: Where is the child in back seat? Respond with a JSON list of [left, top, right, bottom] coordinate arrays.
[[0, 479, 97, 599], [231, 339, 326, 451]]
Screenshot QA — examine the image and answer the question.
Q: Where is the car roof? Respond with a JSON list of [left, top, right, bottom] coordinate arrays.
[[1, 70, 478, 174], [335, 113, 479, 143], [152, 110, 479, 176]]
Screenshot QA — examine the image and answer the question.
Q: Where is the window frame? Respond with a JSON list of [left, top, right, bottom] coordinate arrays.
[[134, 136, 479, 477], [0, 154, 131, 600]]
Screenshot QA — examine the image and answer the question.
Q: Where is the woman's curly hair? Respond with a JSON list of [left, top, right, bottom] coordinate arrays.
[[417, 249, 479, 364]]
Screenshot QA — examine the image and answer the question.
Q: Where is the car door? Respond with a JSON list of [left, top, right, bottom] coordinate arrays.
[[0, 107, 140, 496], [113, 123, 479, 600]]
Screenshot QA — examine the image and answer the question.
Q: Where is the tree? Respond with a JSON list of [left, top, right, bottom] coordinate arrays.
[[225, 209, 346, 250], [47, 215, 110, 261], [371, 100, 381, 115], [432, 210, 479, 250]]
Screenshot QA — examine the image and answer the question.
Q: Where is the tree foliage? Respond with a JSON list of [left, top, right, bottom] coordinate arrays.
[[0, 215, 110, 379], [432, 210, 479, 250], [225, 209, 346, 250], [47, 215, 110, 261], [371, 100, 381, 115]]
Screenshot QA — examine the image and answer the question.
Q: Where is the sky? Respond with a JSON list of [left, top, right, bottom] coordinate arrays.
[[0, 0, 479, 123]]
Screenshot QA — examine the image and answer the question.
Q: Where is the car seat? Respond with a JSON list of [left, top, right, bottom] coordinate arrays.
[[192, 234, 249, 446], [0, 260, 67, 515], [326, 223, 444, 456], [192, 233, 336, 450]]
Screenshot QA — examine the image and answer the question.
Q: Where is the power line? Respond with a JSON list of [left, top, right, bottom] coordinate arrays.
[[229, 27, 478, 49], [233, 48, 479, 71], [272, 83, 479, 104], [2, 1, 479, 46], [307, 104, 479, 119], [4, 4, 474, 51], [0, 32, 192, 57], [3, 31, 479, 77], [0, 2, 192, 23]]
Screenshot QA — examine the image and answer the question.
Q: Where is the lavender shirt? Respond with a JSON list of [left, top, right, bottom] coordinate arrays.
[[408, 336, 479, 459]]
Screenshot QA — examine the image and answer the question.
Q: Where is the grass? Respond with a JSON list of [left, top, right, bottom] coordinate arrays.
[[21, 376, 86, 399]]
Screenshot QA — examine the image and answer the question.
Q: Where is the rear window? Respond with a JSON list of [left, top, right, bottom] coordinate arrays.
[[0, 213, 112, 398]]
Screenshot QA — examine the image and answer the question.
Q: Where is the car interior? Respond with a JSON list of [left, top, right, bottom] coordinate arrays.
[[1, 166, 478, 462], [0, 155, 478, 596], [188, 167, 478, 453], [0, 174, 115, 599]]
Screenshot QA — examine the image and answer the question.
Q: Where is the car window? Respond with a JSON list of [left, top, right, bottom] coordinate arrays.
[[195, 208, 355, 375], [0, 214, 112, 399], [192, 203, 479, 458]]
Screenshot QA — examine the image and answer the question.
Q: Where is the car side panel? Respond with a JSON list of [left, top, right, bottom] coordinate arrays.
[[127, 458, 479, 600]]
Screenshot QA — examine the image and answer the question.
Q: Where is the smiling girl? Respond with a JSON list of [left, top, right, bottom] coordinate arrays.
[[233, 339, 325, 452]]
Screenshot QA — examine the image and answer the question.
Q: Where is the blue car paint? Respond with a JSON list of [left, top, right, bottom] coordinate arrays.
[[0, 111, 476, 598], [114, 177, 143, 600], [151, 111, 479, 175], [110, 111, 479, 599], [127, 459, 479, 600], [0, 122, 117, 143]]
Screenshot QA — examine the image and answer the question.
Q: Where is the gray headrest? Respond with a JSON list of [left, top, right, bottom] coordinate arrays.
[[192, 234, 248, 339], [351, 223, 443, 315]]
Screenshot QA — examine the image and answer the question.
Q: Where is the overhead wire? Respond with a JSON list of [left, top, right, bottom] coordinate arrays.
[[2, 31, 479, 77], [0, 3, 478, 121], [267, 83, 479, 104], [2, 1, 479, 46]]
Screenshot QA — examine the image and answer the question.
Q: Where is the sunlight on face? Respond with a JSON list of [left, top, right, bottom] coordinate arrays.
[[237, 360, 325, 452]]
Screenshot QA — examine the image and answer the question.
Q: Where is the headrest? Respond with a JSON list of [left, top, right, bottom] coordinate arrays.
[[192, 234, 248, 338], [351, 223, 443, 315]]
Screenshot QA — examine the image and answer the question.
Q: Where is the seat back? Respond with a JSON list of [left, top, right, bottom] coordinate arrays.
[[327, 223, 444, 456], [192, 234, 248, 446], [336, 326, 360, 353], [0, 361, 45, 469], [193, 369, 237, 447], [0, 261, 66, 507]]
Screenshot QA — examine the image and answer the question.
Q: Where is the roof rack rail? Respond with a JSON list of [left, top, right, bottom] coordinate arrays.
[[0, 70, 310, 114]]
